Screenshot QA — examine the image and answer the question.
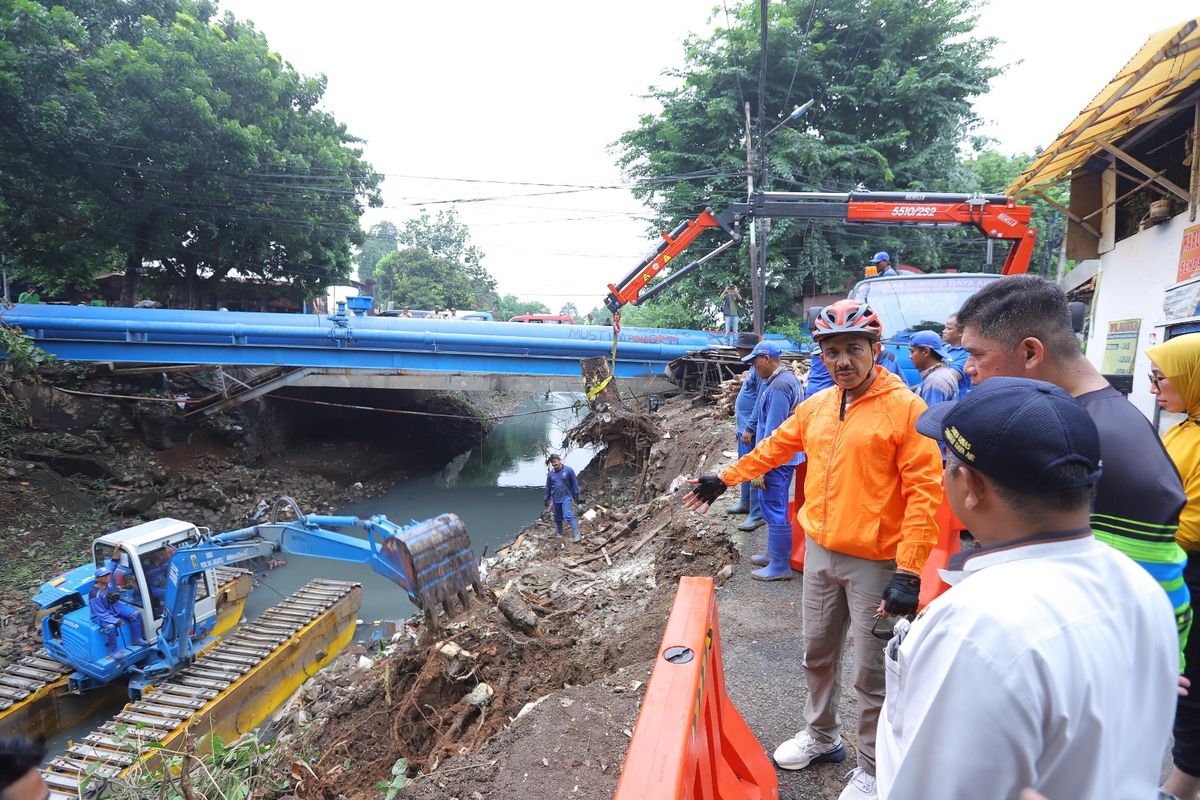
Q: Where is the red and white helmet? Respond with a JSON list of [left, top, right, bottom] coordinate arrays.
[[812, 299, 882, 341]]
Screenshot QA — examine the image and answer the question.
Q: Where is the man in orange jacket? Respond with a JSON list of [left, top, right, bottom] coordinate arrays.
[[685, 299, 942, 800]]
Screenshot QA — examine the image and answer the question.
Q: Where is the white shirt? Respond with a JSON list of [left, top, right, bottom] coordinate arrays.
[[877, 530, 1176, 800]]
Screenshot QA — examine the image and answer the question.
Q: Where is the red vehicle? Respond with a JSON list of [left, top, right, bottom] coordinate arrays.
[[509, 314, 575, 324]]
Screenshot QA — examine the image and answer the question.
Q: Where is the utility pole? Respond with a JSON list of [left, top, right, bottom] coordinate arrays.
[[753, 0, 768, 334], [745, 101, 761, 334]]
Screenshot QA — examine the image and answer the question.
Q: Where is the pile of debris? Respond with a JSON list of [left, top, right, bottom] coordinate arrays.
[[266, 392, 742, 800], [711, 356, 812, 417]]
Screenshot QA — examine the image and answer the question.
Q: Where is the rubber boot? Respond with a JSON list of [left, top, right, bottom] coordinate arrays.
[[726, 481, 751, 515], [739, 485, 765, 531], [751, 526, 794, 581]]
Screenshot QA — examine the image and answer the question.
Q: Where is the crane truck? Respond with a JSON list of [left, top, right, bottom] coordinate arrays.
[[604, 189, 1036, 382]]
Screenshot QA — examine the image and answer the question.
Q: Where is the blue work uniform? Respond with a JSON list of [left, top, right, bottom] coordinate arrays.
[[735, 368, 764, 521], [90, 585, 146, 650], [545, 464, 581, 539], [876, 347, 903, 377], [914, 362, 959, 459], [945, 345, 971, 399], [752, 366, 803, 576], [805, 351, 834, 399]]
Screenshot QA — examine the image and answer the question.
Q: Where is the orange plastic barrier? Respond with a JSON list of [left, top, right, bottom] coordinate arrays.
[[918, 496, 964, 609], [614, 576, 779, 800], [788, 462, 808, 572]]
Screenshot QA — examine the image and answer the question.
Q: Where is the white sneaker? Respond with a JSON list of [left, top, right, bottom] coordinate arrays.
[[838, 768, 877, 800], [772, 730, 846, 770]]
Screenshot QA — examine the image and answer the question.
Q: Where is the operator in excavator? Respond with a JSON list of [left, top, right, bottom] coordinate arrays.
[[684, 298, 942, 800], [90, 567, 150, 651]]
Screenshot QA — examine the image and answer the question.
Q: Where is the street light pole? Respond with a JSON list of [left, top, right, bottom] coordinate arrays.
[[745, 101, 761, 335]]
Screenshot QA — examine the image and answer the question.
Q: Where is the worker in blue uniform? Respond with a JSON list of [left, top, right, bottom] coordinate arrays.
[[726, 332, 765, 530], [741, 341, 803, 581], [545, 454, 581, 543], [144, 545, 176, 612], [90, 566, 150, 650]]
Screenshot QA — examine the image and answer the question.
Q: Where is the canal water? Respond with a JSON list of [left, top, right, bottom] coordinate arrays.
[[241, 392, 594, 629], [45, 392, 593, 760]]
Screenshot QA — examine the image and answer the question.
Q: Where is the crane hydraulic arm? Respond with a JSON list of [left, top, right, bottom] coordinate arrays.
[[604, 190, 1036, 314]]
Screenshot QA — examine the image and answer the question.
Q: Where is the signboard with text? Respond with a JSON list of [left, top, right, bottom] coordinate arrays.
[[1100, 318, 1141, 375], [1179, 224, 1200, 282]]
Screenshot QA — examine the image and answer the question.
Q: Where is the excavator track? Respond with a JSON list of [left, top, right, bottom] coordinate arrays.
[[0, 568, 252, 740], [40, 577, 362, 799]]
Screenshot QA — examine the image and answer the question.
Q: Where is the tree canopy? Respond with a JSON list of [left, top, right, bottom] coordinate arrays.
[[0, 0, 380, 306], [614, 0, 1005, 329], [372, 209, 500, 311]]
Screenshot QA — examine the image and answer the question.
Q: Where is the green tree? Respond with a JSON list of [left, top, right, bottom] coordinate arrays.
[[495, 294, 550, 320], [358, 221, 399, 280], [0, 0, 380, 307], [614, 0, 1001, 326], [558, 302, 579, 319], [959, 149, 1069, 277], [375, 209, 499, 310]]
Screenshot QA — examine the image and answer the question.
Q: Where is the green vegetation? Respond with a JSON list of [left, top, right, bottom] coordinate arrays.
[[0, 325, 56, 377], [0, 0, 380, 307], [612, 0, 1056, 330]]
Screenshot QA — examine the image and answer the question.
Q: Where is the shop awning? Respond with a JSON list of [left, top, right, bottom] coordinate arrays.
[[1007, 19, 1200, 197]]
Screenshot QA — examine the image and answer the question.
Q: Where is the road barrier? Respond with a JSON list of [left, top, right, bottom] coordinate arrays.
[[614, 576, 778, 800]]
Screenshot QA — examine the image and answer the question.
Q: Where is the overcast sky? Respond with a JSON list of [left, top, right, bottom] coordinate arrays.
[[217, 0, 1199, 315]]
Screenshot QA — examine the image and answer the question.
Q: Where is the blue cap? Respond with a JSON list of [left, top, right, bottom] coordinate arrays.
[[909, 330, 950, 360], [741, 341, 782, 362], [94, 566, 113, 578], [915, 377, 1102, 492], [871, 251, 890, 264]]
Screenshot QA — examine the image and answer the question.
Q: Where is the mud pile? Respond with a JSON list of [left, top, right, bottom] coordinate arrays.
[[269, 394, 743, 800]]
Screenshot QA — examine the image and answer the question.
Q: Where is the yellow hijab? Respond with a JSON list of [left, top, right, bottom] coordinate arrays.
[[1147, 333, 1200, 419]]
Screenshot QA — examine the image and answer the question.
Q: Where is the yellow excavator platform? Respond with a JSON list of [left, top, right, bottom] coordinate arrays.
[[40, 577, 362, 798], [0, 567, 253, 742]]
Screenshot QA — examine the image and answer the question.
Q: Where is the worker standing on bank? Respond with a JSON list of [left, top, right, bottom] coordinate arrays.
[[684, 298, 942, 800], [719, 284, 743, 338], [726, 332, 765, 531], [545, 454, 581, 543], [738, 340, 803, 580]]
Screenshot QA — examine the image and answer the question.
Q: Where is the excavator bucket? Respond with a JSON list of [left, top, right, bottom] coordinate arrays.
[[381, 513, 484, 623]]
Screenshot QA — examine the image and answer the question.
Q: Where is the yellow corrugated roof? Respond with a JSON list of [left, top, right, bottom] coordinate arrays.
[[1007, 19, 1200, 197]]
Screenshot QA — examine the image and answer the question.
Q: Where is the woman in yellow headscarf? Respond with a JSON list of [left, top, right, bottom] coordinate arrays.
[[1150, 332, 1200, 800]]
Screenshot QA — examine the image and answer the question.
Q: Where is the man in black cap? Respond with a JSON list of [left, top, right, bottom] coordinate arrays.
[[875, 377, 1177, 800], [726, 331, 765, 530]]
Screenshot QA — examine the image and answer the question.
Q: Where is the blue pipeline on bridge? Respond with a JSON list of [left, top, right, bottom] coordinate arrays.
[[0, 304, 780, 392]]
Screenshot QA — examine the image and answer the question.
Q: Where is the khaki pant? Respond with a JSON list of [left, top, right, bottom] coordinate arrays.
[[802, 535, 895, 773]]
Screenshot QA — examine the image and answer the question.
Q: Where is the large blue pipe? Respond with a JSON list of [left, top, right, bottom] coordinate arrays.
[[0, 305, 796, 369]]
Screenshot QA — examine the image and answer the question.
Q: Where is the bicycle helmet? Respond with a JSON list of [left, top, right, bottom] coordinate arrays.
[[812, 299, 882, 341]]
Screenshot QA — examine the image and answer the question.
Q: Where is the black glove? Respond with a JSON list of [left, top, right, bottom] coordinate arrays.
[[881, 572, 921, 616], [106, 590, 121, 603], [690, 474, 729, 504]]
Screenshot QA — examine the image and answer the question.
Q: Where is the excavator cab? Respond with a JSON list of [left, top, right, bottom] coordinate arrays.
[[37, 519, 219, 691]]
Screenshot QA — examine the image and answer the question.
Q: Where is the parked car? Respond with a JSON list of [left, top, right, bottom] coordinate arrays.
[[509, 314, 574, 324], [459, 310, 494, 321]]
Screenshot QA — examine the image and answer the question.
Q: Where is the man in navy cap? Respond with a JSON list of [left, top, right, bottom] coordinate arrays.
[[907, 330, 958, 409], [866, 252, 897, 278], [740, 340, 802, 580], [876, 378, 1177, 800], [90, 566, 150, 651]]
